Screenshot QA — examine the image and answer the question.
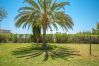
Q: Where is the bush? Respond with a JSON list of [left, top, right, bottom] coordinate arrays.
[[55, 33, 68, 43], [46, 34, 54, 43], [91, 35, 99, 44], [0, 34, 11, 43], [0, 34, 32, 43], [0, 33, 99, 44]]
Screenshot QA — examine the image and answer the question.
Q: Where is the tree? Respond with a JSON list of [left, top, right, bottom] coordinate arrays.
[[92, 22, 99, 35], [15, 0, 74, 48], [0, 8, 7, 21]]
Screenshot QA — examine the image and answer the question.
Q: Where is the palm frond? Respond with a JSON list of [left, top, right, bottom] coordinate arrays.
[[15, 0, 74, 35], [18, 7, 34, 12], [51, 2, 69, 11], [25, 0, 40, 11]]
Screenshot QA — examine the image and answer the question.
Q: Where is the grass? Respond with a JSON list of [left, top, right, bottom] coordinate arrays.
[[0, 43, 99, 66]]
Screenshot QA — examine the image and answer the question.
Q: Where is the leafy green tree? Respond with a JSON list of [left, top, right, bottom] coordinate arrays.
[[15, 0, 74, 48], [92, 22, 99, 35]]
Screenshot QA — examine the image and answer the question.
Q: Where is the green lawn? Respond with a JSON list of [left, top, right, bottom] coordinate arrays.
[[0, 43, 99, 66]]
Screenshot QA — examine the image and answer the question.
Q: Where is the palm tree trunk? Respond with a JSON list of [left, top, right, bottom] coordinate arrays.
[[42, 28, 47, 49]]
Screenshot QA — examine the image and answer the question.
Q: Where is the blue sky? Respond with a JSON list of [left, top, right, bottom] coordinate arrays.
[[0, 0, 99, 34]]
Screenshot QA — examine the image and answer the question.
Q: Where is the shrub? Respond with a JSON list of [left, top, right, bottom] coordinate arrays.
[[0, 34, 11, 43]]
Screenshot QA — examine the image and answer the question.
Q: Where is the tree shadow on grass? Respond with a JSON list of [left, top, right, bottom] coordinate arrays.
[[12, 44, 80, 61]]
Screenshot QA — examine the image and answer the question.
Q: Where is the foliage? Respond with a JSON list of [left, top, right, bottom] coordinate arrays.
[[15, 0, 74, 47], [49, 34, 99, 44], [31, 26, 41, 43], [92, 22, 99, 35], [0, 7, 7, 21], [46, 34, 54, 43], [0, 34, 31, 43], [30, 34, 42, 43], [55, 33, 68, 43], [0, 34, 11, 43], [0, 33, 99, 44]]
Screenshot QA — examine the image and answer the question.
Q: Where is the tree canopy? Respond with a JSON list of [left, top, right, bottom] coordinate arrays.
[[15, 0, 74, 48]]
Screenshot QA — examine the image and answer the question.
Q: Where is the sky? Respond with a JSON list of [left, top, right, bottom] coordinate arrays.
[[0, 0, 99, 34]]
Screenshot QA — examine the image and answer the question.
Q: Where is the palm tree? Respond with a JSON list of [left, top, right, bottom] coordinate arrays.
[[15, 0, 74, 49], [0, 8, 7, 21], [0, 7, 7, 29]]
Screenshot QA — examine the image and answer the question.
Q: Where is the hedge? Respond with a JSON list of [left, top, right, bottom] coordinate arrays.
[[0, 33, 99, 44]]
